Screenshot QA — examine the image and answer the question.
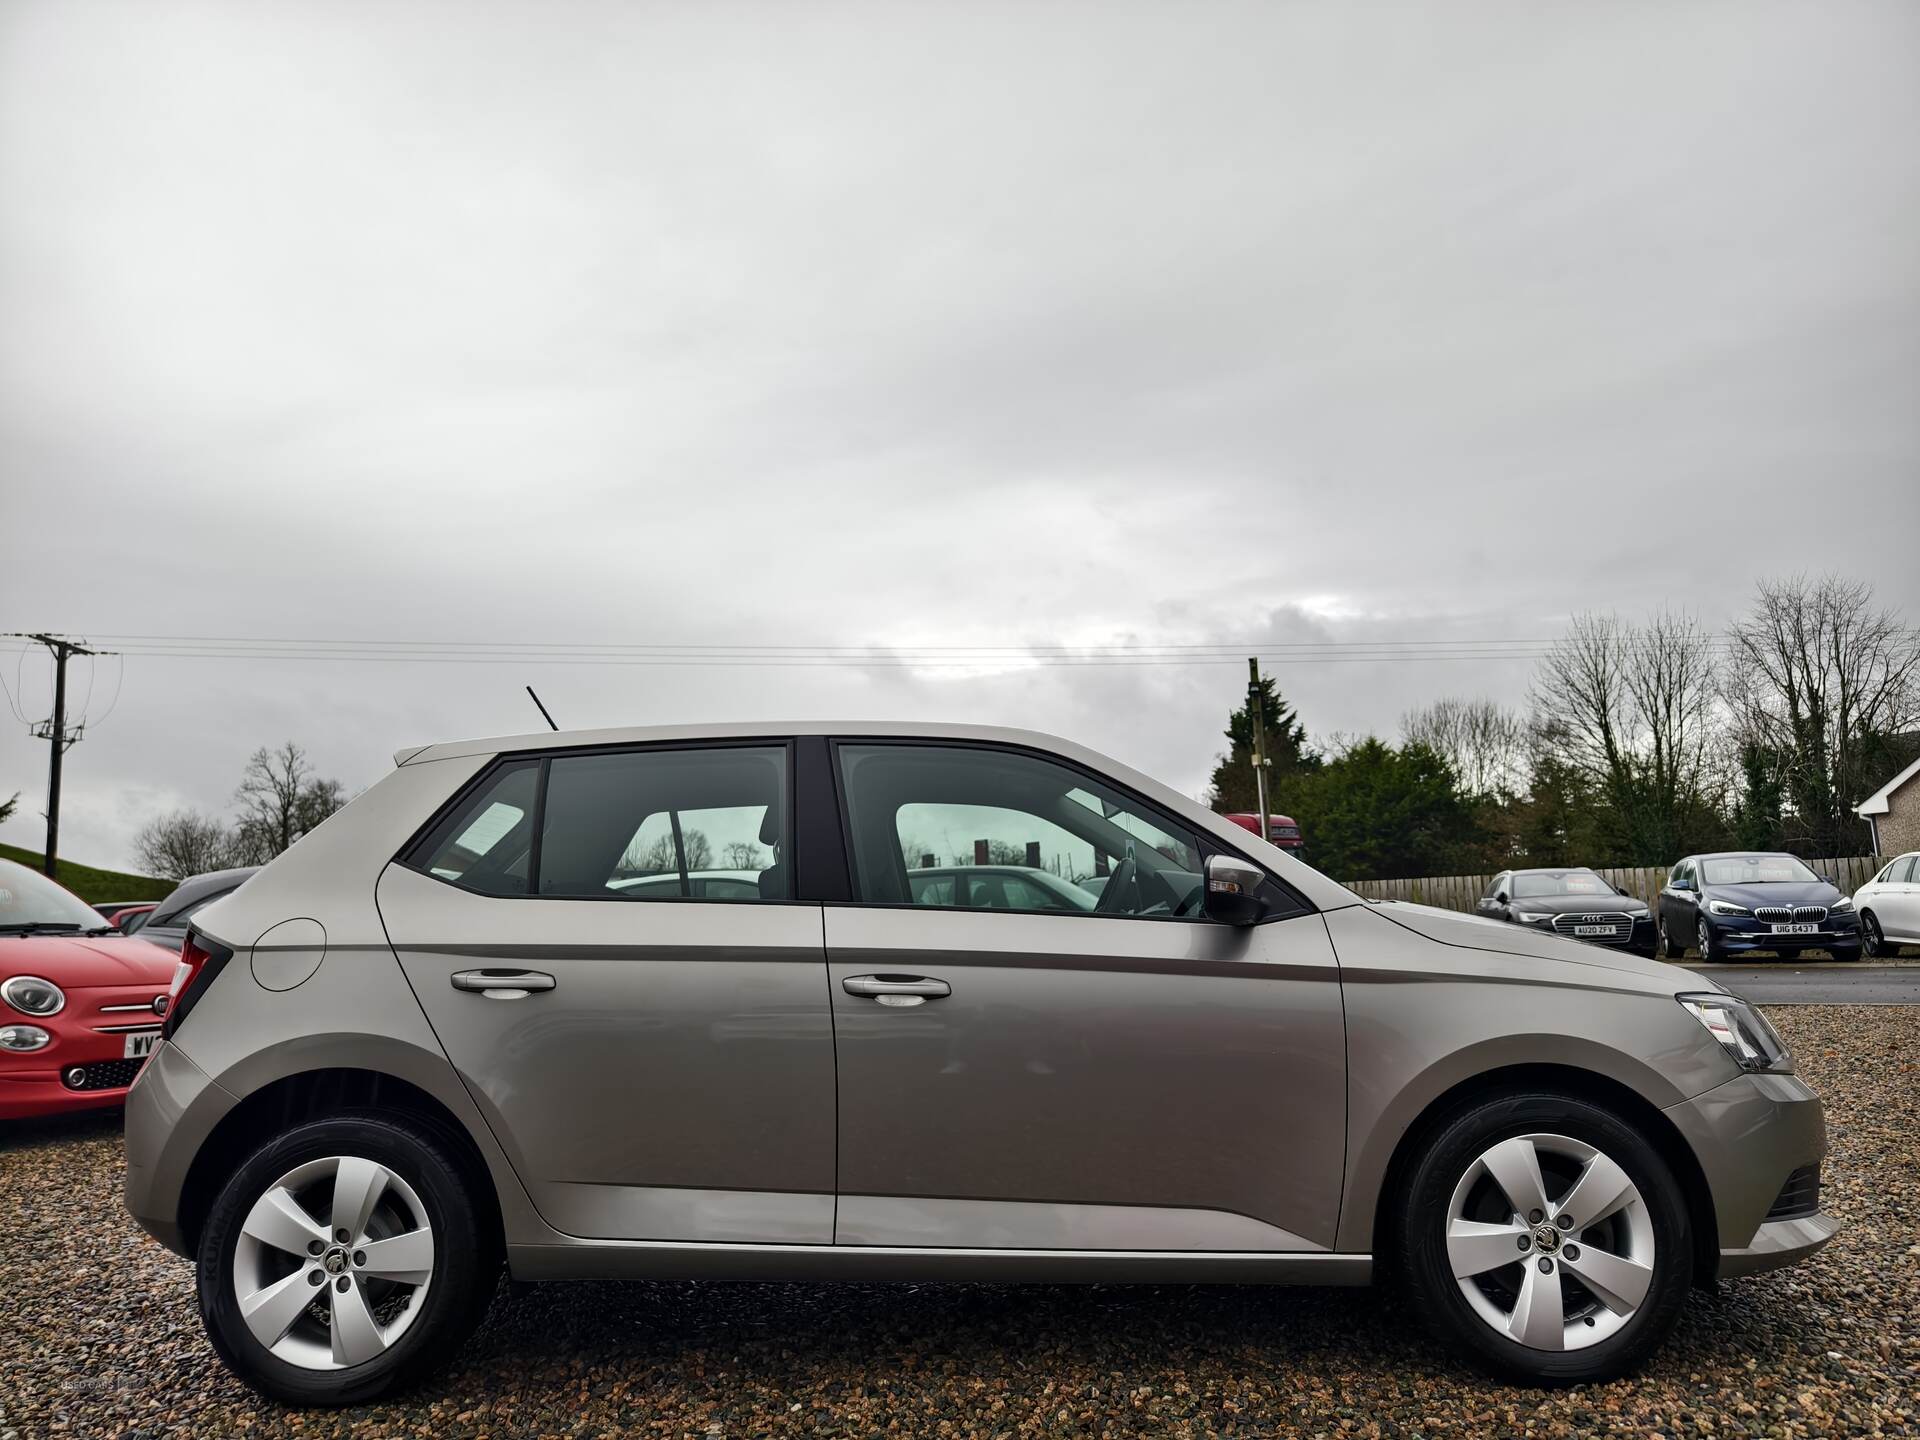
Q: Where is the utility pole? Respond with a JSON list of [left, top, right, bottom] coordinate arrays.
[[11, 633, 104, 879], [1247, 657, 1271, 842]]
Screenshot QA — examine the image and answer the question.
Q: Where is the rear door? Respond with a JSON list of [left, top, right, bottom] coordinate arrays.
[[824, 740, 1346, 1253], [378, 741, 836, 1244], [1886, 855, 1920, 941]]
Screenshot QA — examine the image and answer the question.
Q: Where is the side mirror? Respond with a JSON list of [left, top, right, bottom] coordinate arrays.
[[1495, 892, 1508, 905], [1203, 854, 1268, 927], [1616, 884, 1631, 897], [1672, 877, 1692, 892]]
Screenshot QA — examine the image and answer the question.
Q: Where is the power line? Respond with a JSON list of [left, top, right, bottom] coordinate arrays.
[[0, 629, 1766, 671], [2, 633, 118, 879]]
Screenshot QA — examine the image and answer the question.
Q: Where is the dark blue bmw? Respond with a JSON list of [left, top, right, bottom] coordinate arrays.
[[1656, 851, 1861, 961]]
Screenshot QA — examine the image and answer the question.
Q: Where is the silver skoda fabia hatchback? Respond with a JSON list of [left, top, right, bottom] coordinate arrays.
[[124, 723, 1836, 1404]]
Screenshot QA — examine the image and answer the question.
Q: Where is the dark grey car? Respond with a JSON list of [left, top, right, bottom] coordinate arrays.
[[135, 866, 259, 954], [1477, 868, 1659, 957], [123, 723, 1835, 1404]]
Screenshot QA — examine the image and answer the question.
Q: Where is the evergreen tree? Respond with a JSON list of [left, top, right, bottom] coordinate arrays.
[[1207, 677, 1318, 813], [1283, 738, 1478, 880]]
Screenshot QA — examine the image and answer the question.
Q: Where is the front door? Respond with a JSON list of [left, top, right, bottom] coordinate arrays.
[[378, 742, 835, 1244], [825, 741, 1346, 1252]]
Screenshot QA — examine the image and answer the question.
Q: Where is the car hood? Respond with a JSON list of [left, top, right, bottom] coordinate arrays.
[[1509, 894, 1650, 915], [1366, 900, 1694, 992], [1701, 881, 1842, 909], [0, 932, 180, 987]]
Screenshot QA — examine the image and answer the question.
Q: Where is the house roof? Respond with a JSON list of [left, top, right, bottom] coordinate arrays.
[[1857, 753, 1920, 817]]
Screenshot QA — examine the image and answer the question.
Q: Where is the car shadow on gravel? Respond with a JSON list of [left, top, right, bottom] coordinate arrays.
[[0, 1107, 122, 1154]]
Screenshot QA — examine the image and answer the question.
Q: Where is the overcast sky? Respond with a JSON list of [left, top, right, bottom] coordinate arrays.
[[3, 0, 1917, 872]]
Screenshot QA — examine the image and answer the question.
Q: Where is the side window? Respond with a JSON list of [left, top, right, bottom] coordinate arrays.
[[539, 746, 788, 900], [1896, 856, 1918, 884], [405, 761, 539, 895], [837, 744, 1203, 919]]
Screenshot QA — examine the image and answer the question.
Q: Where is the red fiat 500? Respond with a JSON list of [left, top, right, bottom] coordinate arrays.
[[0, 857, 177, 1120]]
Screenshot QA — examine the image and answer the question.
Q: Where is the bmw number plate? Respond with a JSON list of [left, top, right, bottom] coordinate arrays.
[[123, 1030, 159, 1060], [1769, 922, 1818, 935], [1573, 924, 1613, 936]]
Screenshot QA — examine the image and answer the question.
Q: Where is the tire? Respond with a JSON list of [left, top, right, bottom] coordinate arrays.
[[1696, 917, 1721, 963], [1861, 912, 1885, 959], [1660, 920, 1689, 961], [1397, 1092, 1692, 1385], [196, 1111, 500, 1406]]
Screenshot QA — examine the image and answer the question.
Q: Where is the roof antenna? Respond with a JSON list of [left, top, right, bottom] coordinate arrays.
[[526, 685, 559, 731]]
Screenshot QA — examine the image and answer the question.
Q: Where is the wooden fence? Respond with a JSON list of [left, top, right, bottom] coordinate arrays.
[[1340, 855, 1884, 914]]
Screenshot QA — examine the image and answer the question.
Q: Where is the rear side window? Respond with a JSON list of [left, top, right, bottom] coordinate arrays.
[[1896, 856, 1918, 884], [540, 747, 788, 900], [404, 748, 789, 900], [406, 761, 539, 895]]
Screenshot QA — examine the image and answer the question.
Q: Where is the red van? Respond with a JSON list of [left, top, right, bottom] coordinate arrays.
[[1224, 812, 1304, 852]]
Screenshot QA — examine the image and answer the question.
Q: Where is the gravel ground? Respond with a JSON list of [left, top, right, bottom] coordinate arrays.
[[4, 1006, 1915, 1439]]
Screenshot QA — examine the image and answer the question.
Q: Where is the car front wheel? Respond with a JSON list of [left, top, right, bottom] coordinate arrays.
[[1398, 1092, 1692, 1384], [196, 1112, 499, 1406], [1862, 912, 1885, 959], [1697, 917, 1721, 963]]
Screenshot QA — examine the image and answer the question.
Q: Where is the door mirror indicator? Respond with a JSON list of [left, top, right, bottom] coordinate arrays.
[[1203, 854, 1268, 927]]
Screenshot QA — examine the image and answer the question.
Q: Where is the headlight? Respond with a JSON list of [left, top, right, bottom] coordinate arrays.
[[0, 1024, 52, 1052], [1516, 911, 1555, 925], [1, 975, 65, 1016], [1677, 993, 1792, 1074], [1706, 899, 1750, 917], [1829, 897, 1853, 913]]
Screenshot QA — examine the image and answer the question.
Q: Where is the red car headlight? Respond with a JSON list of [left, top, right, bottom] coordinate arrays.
[[2, 975, 66, 1016]]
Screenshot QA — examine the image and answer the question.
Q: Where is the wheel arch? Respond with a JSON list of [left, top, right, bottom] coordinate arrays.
[[176, 1066, 505, 1260], [1366, 1063, 1720, 1287]]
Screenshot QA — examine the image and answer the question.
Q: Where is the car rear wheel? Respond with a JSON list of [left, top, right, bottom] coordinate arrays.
[[1398, 1092, 1692, 1384], [1660, 920, 1688, 960], [196, 1112, 499, 1406]]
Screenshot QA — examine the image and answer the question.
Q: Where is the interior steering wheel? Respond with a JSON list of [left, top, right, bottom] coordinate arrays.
[[1094, 856, 1138, 915]]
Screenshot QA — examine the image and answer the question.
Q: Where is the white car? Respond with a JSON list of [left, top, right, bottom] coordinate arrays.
[[1852, 852, 1919, 958]]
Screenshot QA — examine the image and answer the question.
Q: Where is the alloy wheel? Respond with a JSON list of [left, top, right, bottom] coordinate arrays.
[[1863, 914, 1883, 958], [231, 1155, 435, 1370], [1697, 918, 1714, 962], [1444, 1132, 1656, 1352]]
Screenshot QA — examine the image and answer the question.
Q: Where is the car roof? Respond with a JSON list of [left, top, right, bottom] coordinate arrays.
[[1509, 866, 1601, 875], [150, 865, 261, 920], [399, 720, 1130, 767]]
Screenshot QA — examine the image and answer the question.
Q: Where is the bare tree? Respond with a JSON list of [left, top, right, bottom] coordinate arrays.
[[1529, 610, 1724, 862], [1401, 697, 1527, 797], [231, 742, 347, 863], [721, 840, 764, 870], [1725, 575, 1920, 853], [134, 810, 238, 881], [681, 828, 713, 872]]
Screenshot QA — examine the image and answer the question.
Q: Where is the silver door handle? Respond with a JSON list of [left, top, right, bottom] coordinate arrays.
[[843, 974, 951, 1000], [451, 969, 556, 999]]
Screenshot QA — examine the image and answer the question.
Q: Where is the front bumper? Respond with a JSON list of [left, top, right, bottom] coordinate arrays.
[[0, 1029, 163, 1120], [1719, 1213, 1842, 1278], [1662, 1069, 1839, 1279], [1705, 912, 1860, 954]]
